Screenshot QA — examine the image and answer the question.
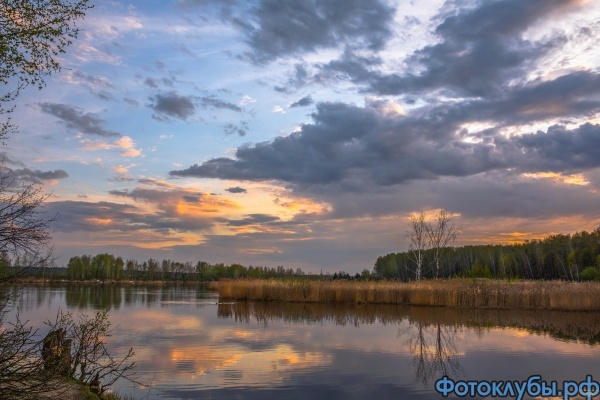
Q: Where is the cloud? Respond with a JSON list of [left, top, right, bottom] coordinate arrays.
[[115, 136, 143, 157], [144, 77, 159, 88], [320, 0, 584, 98], [274, 64, 314, 93], [224, 122, 248, 136], [225, 186, 247, 194], [148, 92, 243, 121], [149, 92, 196, 120], [240, 95, 257, 105], [0, 152, 26, 168], [7, 168, 69, 184], [123, 97, 140, 107], [289, 95, 313, 108], [238, 0, 396, 63], [219, 213, 280, 226], [170, 101, 600, 188], [68, 70, 114, 88], [93, 90, 115, 101], [37, 103, 122, 137], [198, 95, 242, 112], [46, 181, 244, 242], [106, 185, 241, 231], [79, 135, 142, 158]]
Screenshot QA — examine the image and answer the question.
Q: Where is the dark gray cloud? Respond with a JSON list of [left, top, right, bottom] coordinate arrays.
[[289, 95, 313, 108], [10, 168, 69, 184], [515, 123, 600, 172], [319, 0, 582, 98], [171, 101, 600, 188], [182, 194, 203, 203], [0, 153, 68, 185], [149, 92, 196, 120], [274, 64, 313, 93], [224, 121, 248, 136], [225, 186, 247, 194], [199, 95, 242, 112], [239, 0, 396, 64], [37, 103, 122, 137], [47, 201, 141, 232]]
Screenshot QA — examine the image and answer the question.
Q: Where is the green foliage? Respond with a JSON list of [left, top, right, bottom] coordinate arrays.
[[64, 254, 311, 282], [464, 259, 493, 279], [580, 267, 600, 282], [372, 227, 600, 281], [1, 0, 92, 140]]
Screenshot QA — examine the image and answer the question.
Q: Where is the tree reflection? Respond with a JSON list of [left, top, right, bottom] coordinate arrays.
[[408, 321, 463, 387]]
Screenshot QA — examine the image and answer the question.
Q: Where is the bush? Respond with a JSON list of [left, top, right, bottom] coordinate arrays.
[[580, 267, 600, 281]]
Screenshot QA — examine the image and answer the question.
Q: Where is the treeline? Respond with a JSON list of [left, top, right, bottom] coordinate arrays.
[[374, 228, 600, 281], [65, 254, 308, 282]]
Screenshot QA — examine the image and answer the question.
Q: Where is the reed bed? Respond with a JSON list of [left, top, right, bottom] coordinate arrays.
[[211, 279, 600, 311]]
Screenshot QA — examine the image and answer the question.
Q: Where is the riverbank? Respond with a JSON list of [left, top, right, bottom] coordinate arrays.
[[35, 378, 127, 400], [211, 279, 600, 311]]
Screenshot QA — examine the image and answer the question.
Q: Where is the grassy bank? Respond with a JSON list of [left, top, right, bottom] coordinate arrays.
[[211, 279, 600, 311]]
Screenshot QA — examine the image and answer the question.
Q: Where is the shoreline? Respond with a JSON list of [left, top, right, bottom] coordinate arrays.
[[7, 278, 211, 286]]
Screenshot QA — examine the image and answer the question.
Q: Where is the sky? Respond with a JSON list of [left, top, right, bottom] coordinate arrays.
[[4, 0, 600, 273]]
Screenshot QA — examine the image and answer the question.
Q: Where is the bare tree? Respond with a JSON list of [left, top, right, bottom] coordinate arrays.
[[0, 168, 65, 398], [426, 209, 461, 279], [0, 319, 86, 399], [407, 211, 429, 281], [0, 168, 57, 266], [48, 310, 138, 396]]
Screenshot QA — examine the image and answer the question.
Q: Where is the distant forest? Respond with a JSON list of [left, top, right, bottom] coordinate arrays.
[[3, 228, 599, 283], [375, 228, 600, 281], [61, 256, 309, 282]]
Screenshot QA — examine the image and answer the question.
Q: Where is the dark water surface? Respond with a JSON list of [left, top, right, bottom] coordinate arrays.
[[9, 285, 600, 399]]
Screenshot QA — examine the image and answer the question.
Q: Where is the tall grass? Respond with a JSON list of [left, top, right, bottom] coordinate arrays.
[[211, 279, 600, 311]]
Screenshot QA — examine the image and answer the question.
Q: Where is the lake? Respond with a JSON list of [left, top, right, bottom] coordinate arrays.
[[8, 284, 600, 399]]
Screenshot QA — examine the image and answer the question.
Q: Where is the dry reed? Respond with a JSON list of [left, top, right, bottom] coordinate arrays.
[[212, 279, 600, 311]]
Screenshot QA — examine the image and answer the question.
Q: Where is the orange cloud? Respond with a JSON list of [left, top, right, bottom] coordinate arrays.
[[80, 135, 143, 157], [522, 172, 589, 186]]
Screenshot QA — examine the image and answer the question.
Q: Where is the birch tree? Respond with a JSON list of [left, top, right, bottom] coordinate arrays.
[[426, 209, 461, 278], [407, 211, 429, 281]]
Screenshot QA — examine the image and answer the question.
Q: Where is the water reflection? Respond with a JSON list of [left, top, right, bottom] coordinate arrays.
[[216, 301, 600, 344], [9, 285, 600, 400], [14, 284, 214, 311], [407, 322, 462, 387]]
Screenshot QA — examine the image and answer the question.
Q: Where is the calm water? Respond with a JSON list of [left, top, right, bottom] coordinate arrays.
[[8, 285, 600, 399]]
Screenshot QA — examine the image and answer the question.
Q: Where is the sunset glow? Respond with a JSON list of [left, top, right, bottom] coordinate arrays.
[[4, 0, 600, 272]]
